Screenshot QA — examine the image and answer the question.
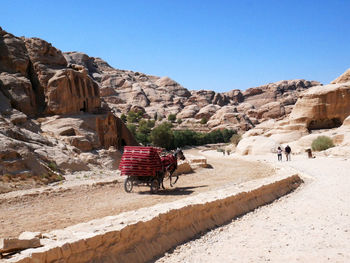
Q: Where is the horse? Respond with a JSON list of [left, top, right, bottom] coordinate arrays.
[[160, 148, 185, 189]]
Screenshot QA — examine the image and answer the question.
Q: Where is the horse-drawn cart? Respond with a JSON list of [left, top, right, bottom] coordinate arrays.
[[119, 146, 185, 194]]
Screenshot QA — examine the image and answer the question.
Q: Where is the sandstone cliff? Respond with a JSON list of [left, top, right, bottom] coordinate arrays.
[[236, 72, 350, 156], [0, 27, 136, 193]]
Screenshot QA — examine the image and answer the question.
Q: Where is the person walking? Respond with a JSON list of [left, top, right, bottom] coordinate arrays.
[[285, 145, 291, 161], [277, 146, 282, 161]]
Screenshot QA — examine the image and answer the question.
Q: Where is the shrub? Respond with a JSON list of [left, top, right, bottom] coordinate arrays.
[[200, 117, 208, 124], [127, 110, 143, 123], [168, 114, 176, 122], [311, 136, 334, 151], [230, 134, 242, 146], [177, 118, 182, 124], [150, 122, 174, 150], [48, 162, 58, 171], [120, 113, 127, 123]]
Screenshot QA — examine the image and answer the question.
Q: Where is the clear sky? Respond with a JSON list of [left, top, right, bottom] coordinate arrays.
[[1, 0, 349, 92]]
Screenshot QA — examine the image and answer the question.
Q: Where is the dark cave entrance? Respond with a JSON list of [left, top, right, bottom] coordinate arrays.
[[80, 101, 87, 112], [307, 118, 342, 131]]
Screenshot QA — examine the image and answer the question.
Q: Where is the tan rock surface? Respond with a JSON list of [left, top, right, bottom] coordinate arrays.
[[290, 82, 350, 129], [331, 68, 350, 84]]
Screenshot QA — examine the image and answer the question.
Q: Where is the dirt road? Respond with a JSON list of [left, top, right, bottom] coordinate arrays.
[[0, 149, 274, 238], [156, 154, 350, 262]]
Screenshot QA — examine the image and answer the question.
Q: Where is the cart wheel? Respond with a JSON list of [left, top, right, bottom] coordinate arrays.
[[150, 178, 159, 194], [124, 177, 133, 193]]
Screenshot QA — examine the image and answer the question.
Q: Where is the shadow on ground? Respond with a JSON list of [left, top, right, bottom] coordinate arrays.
[[138, 185, 208, 196]]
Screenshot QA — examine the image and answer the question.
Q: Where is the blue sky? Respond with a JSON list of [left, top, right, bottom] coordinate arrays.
[[1, 0, 349, 92]]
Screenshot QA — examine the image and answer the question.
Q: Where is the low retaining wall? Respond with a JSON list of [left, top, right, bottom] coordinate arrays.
[[7, 174, 302, 263]]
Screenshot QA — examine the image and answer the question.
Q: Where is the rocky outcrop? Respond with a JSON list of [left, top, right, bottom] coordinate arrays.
[[45, 69, 100, 115], [290, 82, 350, 130], [331, 68, 350, 84], [0, 27, 137, 192]]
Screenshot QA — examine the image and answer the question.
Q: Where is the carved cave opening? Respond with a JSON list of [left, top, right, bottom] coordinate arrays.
[[307, 118, 342, 131], [80, 100, 87, 112]]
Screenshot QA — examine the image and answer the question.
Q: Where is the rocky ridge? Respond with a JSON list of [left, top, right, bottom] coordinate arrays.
[[64, 52, 320, 132]]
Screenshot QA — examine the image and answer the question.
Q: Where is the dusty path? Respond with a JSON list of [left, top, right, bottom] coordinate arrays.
[[0, 149, 274, 238], [156, 153, 350, 262]]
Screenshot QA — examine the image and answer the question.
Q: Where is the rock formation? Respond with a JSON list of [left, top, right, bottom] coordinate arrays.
[[331, 68, 350, 84], [0, 27, 137, 193], [64, 50, 320, 132], [290, 82, 350, 130], [236, 75, 350, 156]]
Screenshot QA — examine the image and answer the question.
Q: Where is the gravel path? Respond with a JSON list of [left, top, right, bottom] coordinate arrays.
[[155, 154, 350, 262]]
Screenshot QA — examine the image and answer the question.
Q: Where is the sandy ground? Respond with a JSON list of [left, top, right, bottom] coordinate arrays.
[[155, 153, 350, 263], [0, 148, 274, 238]]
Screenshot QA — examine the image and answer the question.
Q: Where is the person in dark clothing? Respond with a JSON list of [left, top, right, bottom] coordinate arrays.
[[285, 145, 291, 161], [277, 146, 282, 161]]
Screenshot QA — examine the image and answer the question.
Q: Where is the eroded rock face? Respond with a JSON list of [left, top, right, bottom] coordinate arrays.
[[0, 72, 37, 116], [290, 82, 350, 130], [0, 28, 30, 76], [0, 27, 138, 192], [46, 69, 100, 114], [331, 68, 350, 84]]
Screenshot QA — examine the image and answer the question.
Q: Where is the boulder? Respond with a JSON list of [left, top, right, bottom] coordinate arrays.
[[0, 72, 37, 116], [176, 105, 200, 119], [289, 82, 350, 130], [195, 104, 221, 119], [256, 101, 285, 120], [236, 136, 279, 155], [0, 237, 41, 254]]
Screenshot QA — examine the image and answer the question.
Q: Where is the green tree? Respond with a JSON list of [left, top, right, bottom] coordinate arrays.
[[168, 114, 176, 122], [127, 110, 143, 123], [150, 122, 174, 150], [126, 123, 137, 136]]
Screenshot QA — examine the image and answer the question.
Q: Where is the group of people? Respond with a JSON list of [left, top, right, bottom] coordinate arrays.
[[277, 145, 291, 161]]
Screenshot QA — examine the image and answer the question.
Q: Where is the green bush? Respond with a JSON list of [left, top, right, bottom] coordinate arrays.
[[200, 117, 208, 124], [150, 122, 174, 150], [177, 118, 182, 124], [127, 110, 143, 123], [120, 113, 127, 123], [168, 114, 176, 122], [311, 136, 334, 151], [48, 162, 58, 171], [126, 123, 137, 136], [230, 134, 242, 146]]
